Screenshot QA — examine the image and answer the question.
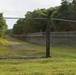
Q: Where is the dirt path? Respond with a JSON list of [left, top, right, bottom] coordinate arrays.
[[10, 44, 28, 50], [7, 36, 32, 50]]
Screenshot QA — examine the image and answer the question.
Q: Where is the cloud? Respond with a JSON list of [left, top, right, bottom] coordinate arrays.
[[0, 0, 61, 11], [0, 0, 15, 11], [0, 0, 61, 17], [0, 0, 61, 29]]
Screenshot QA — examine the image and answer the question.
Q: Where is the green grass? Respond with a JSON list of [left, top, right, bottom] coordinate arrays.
[[0, 58, 76, 75], [0, 37, 46, 58], [51, 45, 76, 58], [0, 36, 76, 58], [0, 36, 76, 75]]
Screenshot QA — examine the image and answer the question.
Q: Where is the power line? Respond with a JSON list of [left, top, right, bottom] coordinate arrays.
[[4, 17, 47, 20]]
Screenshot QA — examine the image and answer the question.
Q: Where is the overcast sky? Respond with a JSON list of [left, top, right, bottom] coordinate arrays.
[[0, 0, 61, 29]]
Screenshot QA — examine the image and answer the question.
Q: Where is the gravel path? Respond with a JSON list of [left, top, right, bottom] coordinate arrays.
[[7, 36, 31, 50], [10, 44, 29, 50]]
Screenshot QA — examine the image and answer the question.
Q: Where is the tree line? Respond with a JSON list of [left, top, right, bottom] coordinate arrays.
[[0, 13, 7, 38], [12, 0, 76, 35]]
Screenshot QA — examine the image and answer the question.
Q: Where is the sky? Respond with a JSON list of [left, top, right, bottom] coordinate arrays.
[[0, 0, 61, 29]]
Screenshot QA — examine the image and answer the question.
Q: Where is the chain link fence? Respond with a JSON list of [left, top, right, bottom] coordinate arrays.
[[1, 17, 76, 59]]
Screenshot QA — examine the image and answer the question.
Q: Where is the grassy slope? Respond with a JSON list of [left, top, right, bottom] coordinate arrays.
[[0, 36, 46, 58], [0, 36, 76, 58], [0, 36, 76, 75]]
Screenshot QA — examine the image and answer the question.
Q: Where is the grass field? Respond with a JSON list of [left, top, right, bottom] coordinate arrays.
[[0, 36, 46, 58], [0, 36, 76, 75], [0, 58, 76, 75]]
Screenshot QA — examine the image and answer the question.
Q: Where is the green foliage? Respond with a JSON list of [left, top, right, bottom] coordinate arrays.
[[13, 19, 24, 34], [0, 58, 76, 75], [70, 0, 76, 20], [52, 0, 73, 31], [13, 9, 48, 35], [13, 0, 76, 34], [0, 13, 7, 38], [7, 29, 13, 35]]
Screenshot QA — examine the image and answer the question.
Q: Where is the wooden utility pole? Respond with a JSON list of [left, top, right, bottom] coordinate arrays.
[[46, 11, 52, 58]]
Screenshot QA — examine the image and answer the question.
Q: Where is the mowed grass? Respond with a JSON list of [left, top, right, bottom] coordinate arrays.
[[0, 58, 76, 75], [0, 37, 76, 75], [51, 45, 76, 58]]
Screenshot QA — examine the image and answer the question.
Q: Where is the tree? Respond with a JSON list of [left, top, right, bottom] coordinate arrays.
[[13, 9, 48, 35], [52, 0, 73, 31], [70, 0, 76, 20], [0, 13, 7, 38], [13, 0, 76, 34], [13, 19, 24, 35]]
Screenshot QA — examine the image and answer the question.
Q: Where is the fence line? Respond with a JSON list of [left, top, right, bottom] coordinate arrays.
[[12, 31, 76, 38], [4, 17, 76, 23], [12, 31, 76, 46], [51, 18, 76, 23]]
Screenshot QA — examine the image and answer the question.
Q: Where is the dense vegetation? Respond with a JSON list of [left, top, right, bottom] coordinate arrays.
[[0, 13, 7, 38], [13, 0, 76, 35]]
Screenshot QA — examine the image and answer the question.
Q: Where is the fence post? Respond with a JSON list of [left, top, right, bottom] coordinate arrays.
[[46, 11, 52, 58]]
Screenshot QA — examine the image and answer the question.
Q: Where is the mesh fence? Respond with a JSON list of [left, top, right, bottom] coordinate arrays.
[[50, 20, 76, 58], [1, 18, 76, 59]]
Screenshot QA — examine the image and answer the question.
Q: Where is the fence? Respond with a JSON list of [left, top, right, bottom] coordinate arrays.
[[11, 18, 76, 57], [2, 15, 76, 58], [13, 31, 76, 46], [12, 31, 76, 58]]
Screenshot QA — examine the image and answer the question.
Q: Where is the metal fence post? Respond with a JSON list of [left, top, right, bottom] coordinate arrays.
[[46, 11, 52, 58]]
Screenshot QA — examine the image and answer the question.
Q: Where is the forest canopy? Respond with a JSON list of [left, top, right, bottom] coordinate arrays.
[[13, 0, 76, 35]]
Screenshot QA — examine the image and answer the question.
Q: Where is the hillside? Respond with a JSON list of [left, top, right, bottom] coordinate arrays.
[[0, 36, 45, 58]]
